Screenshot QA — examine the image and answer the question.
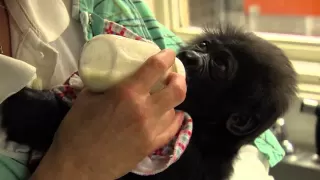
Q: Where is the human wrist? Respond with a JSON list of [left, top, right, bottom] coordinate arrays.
[[29, 145, 79, 180], [30, 144, 115, 180]]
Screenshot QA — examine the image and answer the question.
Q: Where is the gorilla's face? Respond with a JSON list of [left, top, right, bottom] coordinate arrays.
[[176, 35, 238, 126], [176, 27, 297, 144]]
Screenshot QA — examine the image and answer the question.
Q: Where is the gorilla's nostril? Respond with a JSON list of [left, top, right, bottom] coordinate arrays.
[[177, 50, 203, 69]]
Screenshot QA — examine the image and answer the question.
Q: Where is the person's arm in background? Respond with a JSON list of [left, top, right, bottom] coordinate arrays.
[[230, 129, 285, 180], [230, 145, 274, 180]]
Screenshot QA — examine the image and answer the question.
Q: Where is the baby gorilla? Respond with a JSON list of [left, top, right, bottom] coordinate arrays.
[[0, 24, 297, 180], [119, 25, 297, 180]]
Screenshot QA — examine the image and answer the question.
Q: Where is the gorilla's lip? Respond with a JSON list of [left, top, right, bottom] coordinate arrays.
[[176, 51, 184, 62], [186, 75, 191, 84]]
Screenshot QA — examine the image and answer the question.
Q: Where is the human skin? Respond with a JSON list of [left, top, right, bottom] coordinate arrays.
[[30, 49, 187, 180]]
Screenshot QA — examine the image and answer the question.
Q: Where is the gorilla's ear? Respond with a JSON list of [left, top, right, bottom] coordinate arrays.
[[226, 113, 260, 136]]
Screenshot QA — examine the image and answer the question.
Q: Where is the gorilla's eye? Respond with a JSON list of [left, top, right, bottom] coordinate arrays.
[[198, 40, 210, 51], [209, 50, 234, 80]]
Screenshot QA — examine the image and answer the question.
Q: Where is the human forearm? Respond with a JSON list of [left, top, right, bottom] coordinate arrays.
[[30, 145, 115, 180]]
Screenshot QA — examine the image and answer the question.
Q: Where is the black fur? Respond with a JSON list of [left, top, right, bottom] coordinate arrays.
[[1, 88, 69, 151], [0, 24, 297, 180]]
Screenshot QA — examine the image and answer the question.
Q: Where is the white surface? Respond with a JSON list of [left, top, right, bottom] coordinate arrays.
[[0, 54, 36, 104]]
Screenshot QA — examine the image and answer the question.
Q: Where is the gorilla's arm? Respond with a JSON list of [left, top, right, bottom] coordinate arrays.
[[1, 87, 70, 151]]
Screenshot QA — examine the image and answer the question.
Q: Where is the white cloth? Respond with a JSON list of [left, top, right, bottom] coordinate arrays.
[[0, 0, 274, 179], [230, 145, 274, 180]]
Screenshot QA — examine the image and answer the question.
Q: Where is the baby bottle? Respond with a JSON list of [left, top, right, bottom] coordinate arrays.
[[78, 34, 185, 93]]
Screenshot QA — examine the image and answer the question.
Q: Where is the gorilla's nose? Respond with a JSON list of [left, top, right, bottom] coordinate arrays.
[[177, 50, 203, 69]]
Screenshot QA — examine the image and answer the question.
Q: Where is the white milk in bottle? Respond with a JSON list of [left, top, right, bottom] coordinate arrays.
[[79, 34, 185, 93]]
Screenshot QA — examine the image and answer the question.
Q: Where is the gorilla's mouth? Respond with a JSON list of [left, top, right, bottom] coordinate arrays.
[[176, 50, 206, 70], [176, 50, 210, 82]]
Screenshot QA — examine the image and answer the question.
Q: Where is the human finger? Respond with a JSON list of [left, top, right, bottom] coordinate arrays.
[[152, 111, 184, 150], [153, 109, 176, 135], [127, 49, 176, 93], [149, 72, 186, 115]]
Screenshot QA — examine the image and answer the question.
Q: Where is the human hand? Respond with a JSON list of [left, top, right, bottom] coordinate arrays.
[[30, 49, 187, 180]]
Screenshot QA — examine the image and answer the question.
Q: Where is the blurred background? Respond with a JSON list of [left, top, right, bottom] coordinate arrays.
[[189, 0, 320, 36], [146, 0, 320, 179]]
